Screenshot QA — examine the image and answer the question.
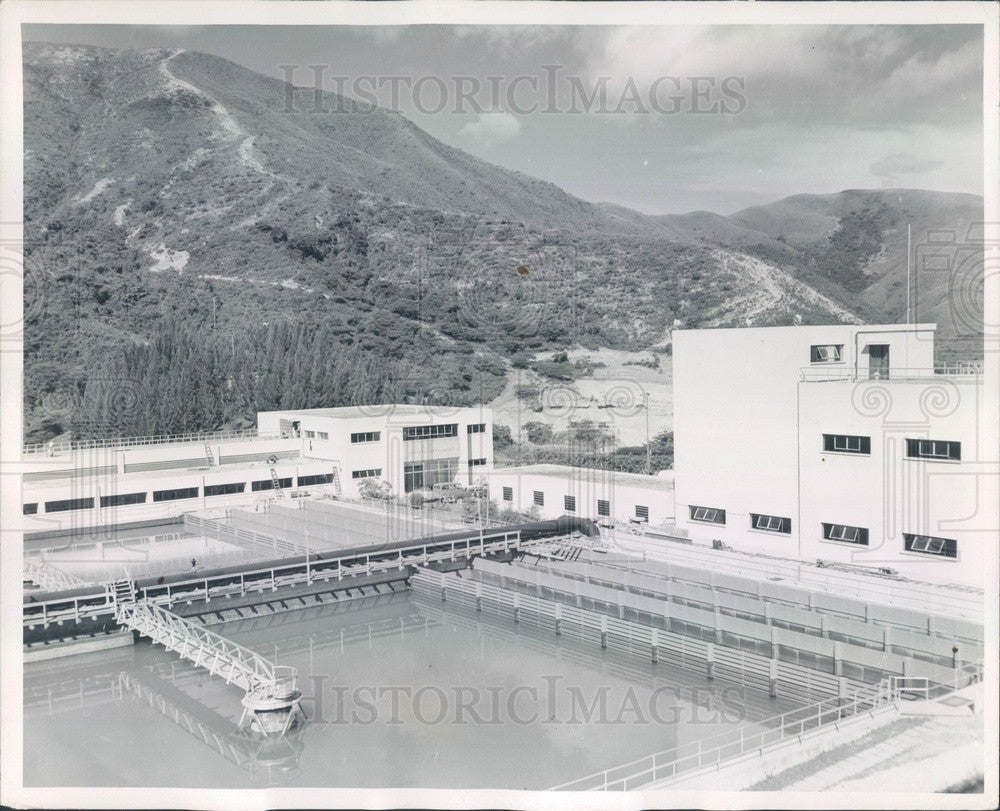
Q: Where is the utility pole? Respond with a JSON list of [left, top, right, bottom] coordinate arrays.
[[643, 390, 651, 475]]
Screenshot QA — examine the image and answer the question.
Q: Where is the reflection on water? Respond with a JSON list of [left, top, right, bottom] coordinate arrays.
[[24, 592, 799, 789]]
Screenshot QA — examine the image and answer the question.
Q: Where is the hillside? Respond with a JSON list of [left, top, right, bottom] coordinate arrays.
[[21, 43, 983, 442]]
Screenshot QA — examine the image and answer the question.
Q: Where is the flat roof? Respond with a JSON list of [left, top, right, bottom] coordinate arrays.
[[675, 322, 936, 334], [262, 404, 488, 419], [490, 464, 674, 492]]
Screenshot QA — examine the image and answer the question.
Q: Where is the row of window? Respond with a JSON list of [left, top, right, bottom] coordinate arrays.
[[823, 434, 961, 462], [403, 423, 458, 441], [507, 488, 648, 519], [350, 431, 381, 444], [352, 468, 382, 480], [468, 458, 487, 467], [687, 505, 957, 558], [23, 474, 335, 514], [303, 430, 330, 440]]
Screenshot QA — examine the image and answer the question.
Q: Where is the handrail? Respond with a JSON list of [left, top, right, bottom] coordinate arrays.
[[23, 428, 280, 455], [550, 681, 893, 791], [799, 363, 983, 383]]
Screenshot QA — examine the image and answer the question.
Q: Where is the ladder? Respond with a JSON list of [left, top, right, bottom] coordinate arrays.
[[331, 467, 342, 498], [108, 577, 136, 608], [269, 459, 285, 499], [205, 444, 215, 467]]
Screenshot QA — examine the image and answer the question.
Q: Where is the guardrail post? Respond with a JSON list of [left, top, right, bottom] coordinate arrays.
[[768, 659, 778, 698], [706, 642, 715, 680], [600, 615, 608, 649], [650, 628, 658, 663], [555, 604, 562, 636]]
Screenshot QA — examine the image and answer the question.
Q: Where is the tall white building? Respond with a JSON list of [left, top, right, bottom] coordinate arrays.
[[672, 323, 990, 586]]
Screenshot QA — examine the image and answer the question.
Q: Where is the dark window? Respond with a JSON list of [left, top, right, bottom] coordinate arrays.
[[597, 499, 610, 517], [44, 497, 95, 512], [23, 503, 38, 515], [823, 522, 869, 545], [635, 505, 649, 521], [352, 468, 382, 479], [251, 477, 292, 491], [204, 482, 246, 497], [298, 473, 334, 487], [823, 434, 871, 455], [153, 487, 199, 502], [751, 513, 791, 534], [468, 458, 487, 467], [690, 505, 726, 524], [467, 423, 486, 434], [905, 439, 960, 461], [533, 490, 544, 507], [810, 344, 843, 363], [350, 431, 381, 444], [403, 423, 458, 441], [564, 495, 576, 512], [502, 486, 513, 502], [100, 492, 147, 508], [304, 430, 315, 439], [904, 533, 958, 559], [317, 431, 329, 440]]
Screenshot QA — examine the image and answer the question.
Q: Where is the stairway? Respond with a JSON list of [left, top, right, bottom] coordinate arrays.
[[269, 462, 285, 499], [108, 577, 136, 609], [205, 444, 215, 467]]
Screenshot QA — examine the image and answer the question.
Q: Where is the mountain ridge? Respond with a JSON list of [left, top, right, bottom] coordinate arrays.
[[21, 42, 983, 441]]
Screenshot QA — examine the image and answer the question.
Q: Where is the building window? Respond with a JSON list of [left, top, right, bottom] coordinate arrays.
[[502, 487, 513, 502], [823, 434, 871, 455], [635, 505, 649, 521], [467, 423, 486, 434], [350, 431, 381, 444], [468, 458, 487, 467], [304, 430, 315, 439], [810, 344, 843, 363], [252, 478, 292, 491], [298, 473, 335, 487], [403, 423, 458, 441], [23, 503, 38, 515], [100, 492, 147, 508], [903, 533, 957, 559], [44, 497, 95, 513], [153, 487, 199, 502], [751, 513, 791, 534], [352, 468, 382, 480], [564, 495, 576, 512], [533, 490, 544, 507], [597, 499, 610, 517], [204, 482, 246, 497], [690, 505, 726, 525], [905, 439, 960, 461], [317, 431, 329, 440], [823, 522, 869, 545]]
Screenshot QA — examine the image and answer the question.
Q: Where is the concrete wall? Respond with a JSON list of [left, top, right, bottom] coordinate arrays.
[[487, 467, 674, 525]]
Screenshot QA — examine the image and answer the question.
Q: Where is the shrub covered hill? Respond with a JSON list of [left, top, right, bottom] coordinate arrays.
[[23, 43, 984, 442]]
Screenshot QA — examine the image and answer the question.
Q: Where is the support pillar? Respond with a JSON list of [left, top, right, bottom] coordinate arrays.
[[600, 615, 608, 649], [475, 582, 482, 613], [555, 604, 562, 636], [768, 659, 779, 698], [714, 607, 723, 644], [706, 642, 715, 680], [650, 628, 659, 664], [440, 572, 447, 602], [833, 641, 843, 676], [770, 626, 779, 660], [513, 592, 520, 624]]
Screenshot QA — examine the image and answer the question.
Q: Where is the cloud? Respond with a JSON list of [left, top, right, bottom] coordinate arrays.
[[870, 153, 945, 185], [457, 111, 522, 145]]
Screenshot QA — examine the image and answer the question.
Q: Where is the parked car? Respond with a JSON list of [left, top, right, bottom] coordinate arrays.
[[432, 481, 466, 503]]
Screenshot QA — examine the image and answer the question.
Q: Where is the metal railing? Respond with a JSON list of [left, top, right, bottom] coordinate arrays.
[[23, 428, 278, 455], [799, 362, 983, 383], [23, 559, 86, 591], [23, 528, 527, 630], [116, 598, 284, 696], [550, 681, 896, 791]]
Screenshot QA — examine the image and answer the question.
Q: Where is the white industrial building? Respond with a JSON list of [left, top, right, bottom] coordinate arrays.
[[486, 464, 674, 526], [257, 404, 493, 497], [672, 323, 990, 587], [21, 404, 494, 537]]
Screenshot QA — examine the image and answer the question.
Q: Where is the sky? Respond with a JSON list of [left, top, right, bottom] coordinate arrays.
[[23, 23, 985, 215]]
